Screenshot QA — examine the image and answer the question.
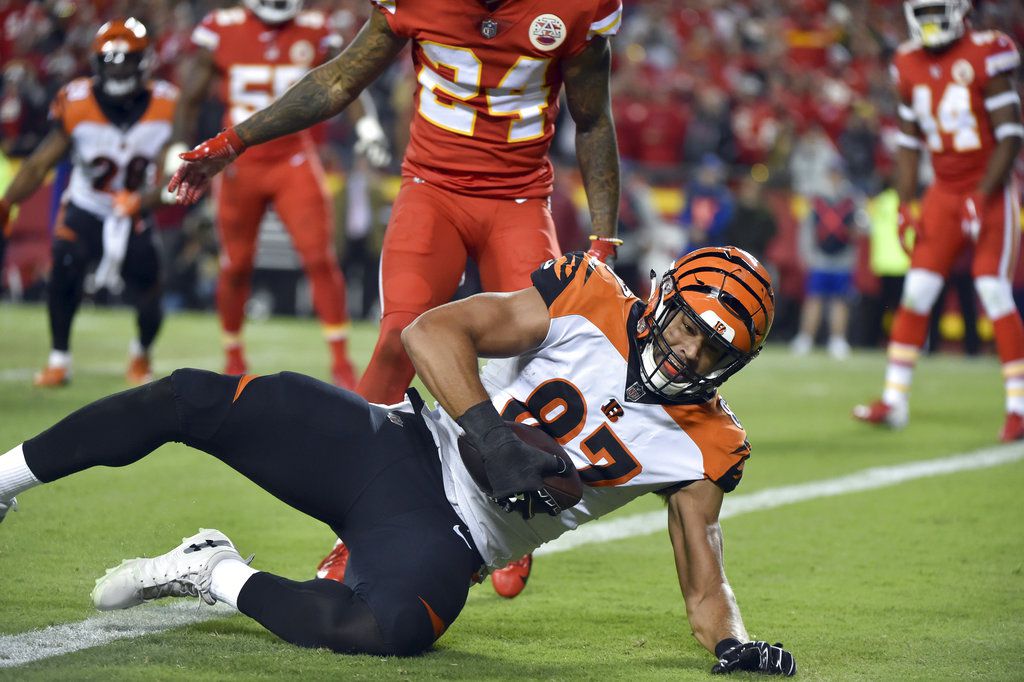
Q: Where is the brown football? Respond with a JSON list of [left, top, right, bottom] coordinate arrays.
[[457, 421, 583, 513]]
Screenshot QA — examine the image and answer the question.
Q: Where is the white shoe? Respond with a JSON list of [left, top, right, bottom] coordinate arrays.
[[828, 336, 851, 360], [790, 334, 813, 356], [92, 529, 250, 611], [0, 496, 17, 524]]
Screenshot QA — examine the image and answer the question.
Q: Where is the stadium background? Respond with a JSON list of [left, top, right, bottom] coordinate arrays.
[[1, 2, 1024, 679], [2, 0, 1023, 351]]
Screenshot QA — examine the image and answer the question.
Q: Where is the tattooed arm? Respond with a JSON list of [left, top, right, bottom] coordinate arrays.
[[562, 37, 620, 241], [235, 11, 407, 147], [169, 12, 407, 203]]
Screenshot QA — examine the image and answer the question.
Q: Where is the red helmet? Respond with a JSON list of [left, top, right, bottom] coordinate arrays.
[[636, 246, 774, 400], [91, 18, 152, 101]]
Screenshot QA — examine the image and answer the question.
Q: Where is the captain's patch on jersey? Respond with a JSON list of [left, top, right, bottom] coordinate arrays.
[[529, 14, 566, 51]]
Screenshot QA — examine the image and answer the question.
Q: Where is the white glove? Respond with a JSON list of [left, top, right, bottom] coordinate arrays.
[[354, 116, 391, 168]]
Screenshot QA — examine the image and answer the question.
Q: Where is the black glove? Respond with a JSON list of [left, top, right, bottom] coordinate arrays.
[[457, 401, 565, 500], [711, 640, 796, 676], [491, 488, 564, 520]]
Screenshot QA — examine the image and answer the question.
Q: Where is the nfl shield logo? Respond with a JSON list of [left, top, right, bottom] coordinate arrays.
[[480, 18, 498, 39]]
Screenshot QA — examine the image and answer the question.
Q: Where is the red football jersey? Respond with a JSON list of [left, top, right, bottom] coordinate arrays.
[[372, 0, 622, 198], [892, 29, 1021, 188], [191, 6, 342, 161]]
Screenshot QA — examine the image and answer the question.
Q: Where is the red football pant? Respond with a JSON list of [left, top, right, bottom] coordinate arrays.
[[357, 179, 560, 404], [214, 149, 348, 336], [892, 180, 1024, 358]]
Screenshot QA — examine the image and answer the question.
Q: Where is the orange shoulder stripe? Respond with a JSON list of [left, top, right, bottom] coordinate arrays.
[[661, 398, 747, 484], [547, 262, 636, 360]]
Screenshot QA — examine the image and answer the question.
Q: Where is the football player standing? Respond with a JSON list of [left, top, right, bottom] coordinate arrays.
[[172, 0, 389, 388], [169, 0, 624, 598], [854, 0, 1024, 439], [0, 18, 176, 387]]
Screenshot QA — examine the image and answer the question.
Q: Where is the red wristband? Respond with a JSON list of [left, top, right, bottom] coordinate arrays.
[[224, 127, 247, 155]]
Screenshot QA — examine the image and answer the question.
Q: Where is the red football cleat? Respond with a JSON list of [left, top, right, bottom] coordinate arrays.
[[852, 399, 908, 429], [126, 355, 153, 386], [1000, 412, 1024, 443], [331, 360, 358, 390], [316, 539, 350, 582], [491, 554, 532, 599]]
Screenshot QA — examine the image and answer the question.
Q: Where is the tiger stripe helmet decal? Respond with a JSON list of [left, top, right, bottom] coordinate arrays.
[[637, 246, 774, 401]]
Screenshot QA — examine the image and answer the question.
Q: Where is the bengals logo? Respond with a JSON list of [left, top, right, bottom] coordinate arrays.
[[713, 321, 728, 335]]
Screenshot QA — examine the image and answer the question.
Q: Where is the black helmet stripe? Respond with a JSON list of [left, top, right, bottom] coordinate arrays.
[[675, 264, 772, 326], [677, 250, 774, 298], [678, 283, 756, 341]]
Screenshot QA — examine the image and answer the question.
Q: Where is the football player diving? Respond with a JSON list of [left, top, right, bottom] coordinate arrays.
[[0, 247, 795, 676]]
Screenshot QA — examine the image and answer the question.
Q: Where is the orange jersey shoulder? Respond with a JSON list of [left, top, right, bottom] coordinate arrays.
[[530, 253, 637, 360], [49, 78, 103, 133], [663, 396, 749, 492]]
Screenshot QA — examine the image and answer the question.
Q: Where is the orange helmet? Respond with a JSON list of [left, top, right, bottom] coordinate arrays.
[[91, 18, 152, 101], [636, 246, 774, 400]]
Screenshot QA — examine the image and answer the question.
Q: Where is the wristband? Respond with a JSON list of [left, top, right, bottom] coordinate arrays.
[[715, 638, 742, 658], [224, 127, 248, 155]]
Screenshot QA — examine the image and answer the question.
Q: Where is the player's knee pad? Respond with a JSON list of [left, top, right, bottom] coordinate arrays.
[[974, 275, 1016, 320], [900, 269, 944, 315], [168, 368, 239, 441]]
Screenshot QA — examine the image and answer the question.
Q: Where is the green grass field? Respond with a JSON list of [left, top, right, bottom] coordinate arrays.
[[0, 302, 1022, 680]]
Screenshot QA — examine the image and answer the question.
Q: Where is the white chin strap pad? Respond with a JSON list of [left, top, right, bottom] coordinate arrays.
[[900, 268, 944, 315], [975, 275, 1016, 320]]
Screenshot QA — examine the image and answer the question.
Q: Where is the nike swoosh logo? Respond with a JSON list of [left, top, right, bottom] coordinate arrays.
[[452, 524, 472, 550]]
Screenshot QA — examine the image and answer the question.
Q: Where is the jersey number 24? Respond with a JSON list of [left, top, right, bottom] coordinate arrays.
[[418, 42, 551, 143]]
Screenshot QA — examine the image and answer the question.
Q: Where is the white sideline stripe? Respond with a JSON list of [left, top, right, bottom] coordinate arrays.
[[1, 444, 1022, 668], [0, 603, 235, 668], [536, 443, 1024, 555]]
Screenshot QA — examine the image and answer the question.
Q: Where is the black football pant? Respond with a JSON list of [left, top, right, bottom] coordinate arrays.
[[49, 203, 162, 352], [21, 369, 483, 656]]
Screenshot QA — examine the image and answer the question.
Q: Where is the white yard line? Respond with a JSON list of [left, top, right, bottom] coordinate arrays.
[[2, 443, 1022, 668]]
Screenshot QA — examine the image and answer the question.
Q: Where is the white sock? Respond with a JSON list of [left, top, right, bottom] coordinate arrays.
[[0, 444, 41, 499], [128, 339, 146, 359], [47, 350, 71, 369], [210, 558, 258, 609]]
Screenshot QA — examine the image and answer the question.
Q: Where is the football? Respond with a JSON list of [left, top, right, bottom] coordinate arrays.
[[458, 421, 583, 514]]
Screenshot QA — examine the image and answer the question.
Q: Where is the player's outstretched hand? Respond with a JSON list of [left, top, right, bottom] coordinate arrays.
[[711, 640, 796, 676], [168, 128, 247, 205]]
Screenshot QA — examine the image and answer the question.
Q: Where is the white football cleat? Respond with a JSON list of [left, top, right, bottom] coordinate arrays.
[[92, 528, 249, 611], [0, 496, 17, 524]]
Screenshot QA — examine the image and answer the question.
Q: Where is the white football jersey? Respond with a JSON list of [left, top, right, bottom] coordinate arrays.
[[419, 253, 750, 570], [50, 78, 178, 218]]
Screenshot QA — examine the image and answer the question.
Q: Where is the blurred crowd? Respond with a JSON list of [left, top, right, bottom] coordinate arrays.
[[2, 0, 1024, 351]]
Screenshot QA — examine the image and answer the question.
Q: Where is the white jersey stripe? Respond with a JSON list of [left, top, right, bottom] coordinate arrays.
[[588, 5, 623, 38]]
